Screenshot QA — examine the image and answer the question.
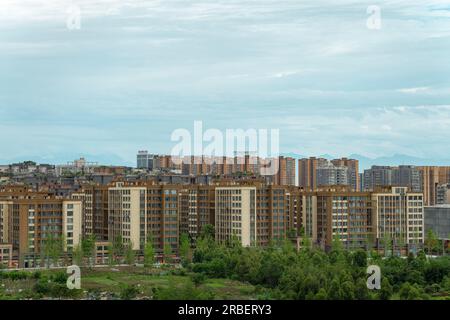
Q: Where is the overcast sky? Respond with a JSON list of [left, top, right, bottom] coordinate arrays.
[[1, 0, 450, 166]]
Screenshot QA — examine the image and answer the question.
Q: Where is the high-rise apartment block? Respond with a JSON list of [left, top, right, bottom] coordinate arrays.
[[147, 154, 296, 186], [0, 178, 426, 266], [363, 165, 422, 193], [215, 187, 257, 247], [372, 187, 424, 248], [298, 157, 359, 191], [418, 166, 450, 206], [0, 186, 82, 266], [436, 183, 450, 205], [331, 158, 360, 191]]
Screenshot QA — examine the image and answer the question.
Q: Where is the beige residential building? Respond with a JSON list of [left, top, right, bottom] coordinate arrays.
[[373, 187, 424, 248], [0, 201, 12, 244], [215, 187, 257, 247], [0, 244, 13, 267], [0, 191, 82, 264], [108, 183, 147, 251], [62, 201, 83, 252]]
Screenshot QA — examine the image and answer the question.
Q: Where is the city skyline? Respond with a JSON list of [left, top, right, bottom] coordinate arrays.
[[1, 0, 450, 166]]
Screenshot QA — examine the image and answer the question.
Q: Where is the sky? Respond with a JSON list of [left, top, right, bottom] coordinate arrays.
[[1, 0, 450, 166]]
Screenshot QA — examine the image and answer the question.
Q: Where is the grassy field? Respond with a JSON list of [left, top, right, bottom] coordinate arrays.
[[0, 266, 258, 300]]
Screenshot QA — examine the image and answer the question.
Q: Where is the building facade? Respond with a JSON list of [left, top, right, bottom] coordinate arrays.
[[418, 166, 450, 206], [424, 205, 450, 240], [373, 187, 424, 249], [436, 183, 450, 205]]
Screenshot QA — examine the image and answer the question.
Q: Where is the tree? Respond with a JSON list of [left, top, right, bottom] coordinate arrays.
[[191, 273, 206, 287], [383, 233, 392, 257], [299, 227, 311, 251], [314, 288, 328, 300], [41, 234, 64, 267], [72, 244, 83, 266], [111, 235, 124, 264], [425, 229, 438, 255], [199, 224, 215, 240], [164, 241, 173, 265], [179, 233, 191, 264], [81, 235, 96, 267], [397, 232, 406, 257], [379, 278, 393, 300], [144, 238, 155, 268], [351, 250, 367, 268], [125, 243, 136, 265]]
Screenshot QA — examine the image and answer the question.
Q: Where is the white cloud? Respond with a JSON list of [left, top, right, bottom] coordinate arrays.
[[397, 87, 430, 94]]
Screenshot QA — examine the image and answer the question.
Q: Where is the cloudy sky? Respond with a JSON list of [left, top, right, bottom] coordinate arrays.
[[1, 0, 450, 166]]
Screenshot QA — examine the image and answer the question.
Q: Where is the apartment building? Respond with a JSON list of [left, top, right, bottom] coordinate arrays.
[[104, 182, 185, 252], [418, 166, 450, 206], [331, 158, 360, 191], [0, 200, 12, 244], [298, 157, 359, 191], [424, 205, 450, 241], [72, 185, 109, 241], [108, 182, 147, 251], [0, 244, 13, 267], [316, 163, 348, 187], [363, 166, 394, 190], [176, 155, 294, 186], [0, 191, 82, 262], [55, 157, 98, 176], [178, 186, 215, 241], [215, 187, 257, 247], [363, 165, 423, 194], [372, 187, 424, 248], [436, 183, 450, 205], [320, 188, 374, 249], [274, 156, 296, 186], [298, 157, 328, 189], [293, 187, 375, 250], [71, 180, 425, 253]]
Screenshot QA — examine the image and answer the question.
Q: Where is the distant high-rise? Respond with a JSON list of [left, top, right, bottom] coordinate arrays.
[[331, 158, 360, 191], [436, 183, 450, 205], [316, 163, 348, 186], [298, 157, 328, 189], [137, 150, 151, 169], [363, 165, 422, 193], [298, 157, 359, 190], [417, 166, 450, 206], [274, 156, 296, 186], [363, 166, 393, 191]]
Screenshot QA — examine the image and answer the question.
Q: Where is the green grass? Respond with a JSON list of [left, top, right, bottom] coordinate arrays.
[[1, 266, 257, 300]]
